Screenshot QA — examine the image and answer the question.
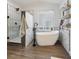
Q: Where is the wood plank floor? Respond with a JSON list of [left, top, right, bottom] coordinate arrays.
[[7, 43, 70, 59]]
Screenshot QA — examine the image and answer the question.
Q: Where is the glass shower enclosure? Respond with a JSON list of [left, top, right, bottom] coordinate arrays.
[[7, 4, 21, 43]]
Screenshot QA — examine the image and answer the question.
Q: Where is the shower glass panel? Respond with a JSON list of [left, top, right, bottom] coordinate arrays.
[[7, 4, 21, 42]]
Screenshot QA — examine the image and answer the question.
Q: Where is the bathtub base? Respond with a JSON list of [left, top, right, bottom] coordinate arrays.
[[36, 32, 59, 46], [37, 39, 58, 46], [36, 31, 59, 46]]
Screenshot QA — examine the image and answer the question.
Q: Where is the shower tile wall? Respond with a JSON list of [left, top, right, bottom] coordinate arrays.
[[7, 4, 21, 43]]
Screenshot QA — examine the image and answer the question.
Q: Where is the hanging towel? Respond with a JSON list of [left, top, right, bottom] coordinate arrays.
[[20, 11, 28, 37]]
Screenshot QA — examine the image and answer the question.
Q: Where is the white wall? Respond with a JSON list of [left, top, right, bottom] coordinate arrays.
[[8, 0, 62, 29], [24, 4, 61, 28]]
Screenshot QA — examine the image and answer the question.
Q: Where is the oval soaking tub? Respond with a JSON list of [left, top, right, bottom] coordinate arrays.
[[36, 31, 59, 46]]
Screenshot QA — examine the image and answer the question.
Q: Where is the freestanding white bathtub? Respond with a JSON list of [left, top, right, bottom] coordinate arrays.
[[36, 31, 59, 46]]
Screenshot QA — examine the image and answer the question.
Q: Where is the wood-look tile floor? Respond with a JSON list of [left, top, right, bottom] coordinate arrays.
[[7, 43, 70, 59]]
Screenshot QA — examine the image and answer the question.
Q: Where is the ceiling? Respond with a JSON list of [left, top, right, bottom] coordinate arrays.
[[8, 0, 64, 8]]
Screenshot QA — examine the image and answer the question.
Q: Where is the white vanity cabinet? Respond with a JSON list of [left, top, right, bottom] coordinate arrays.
[[60, 29, 71, 56]]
